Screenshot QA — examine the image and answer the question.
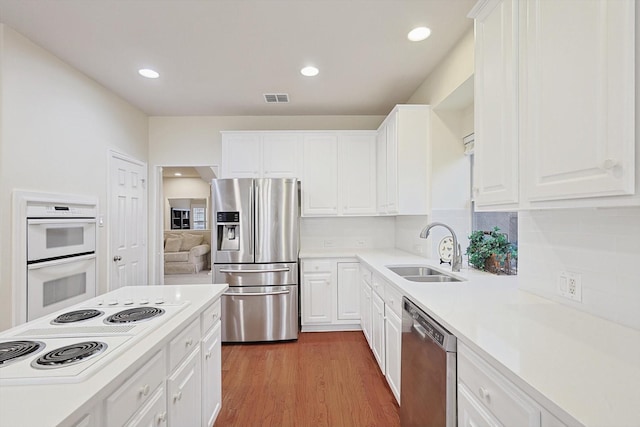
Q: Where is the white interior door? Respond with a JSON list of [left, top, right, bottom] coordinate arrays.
[[110, 152, 147, 290]]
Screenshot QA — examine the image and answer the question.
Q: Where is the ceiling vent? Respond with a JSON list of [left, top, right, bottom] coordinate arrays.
[[264, 93, 289, 104]]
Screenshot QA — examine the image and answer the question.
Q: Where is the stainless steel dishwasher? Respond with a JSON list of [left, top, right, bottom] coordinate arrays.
[[401, 297, 457, 427]]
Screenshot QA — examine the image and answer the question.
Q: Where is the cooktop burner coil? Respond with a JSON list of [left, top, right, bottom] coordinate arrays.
[[31, 341, 106, 369], [104, 307, 165, 324], [0, 340, 44, 367], [51, 309, 104, 325]]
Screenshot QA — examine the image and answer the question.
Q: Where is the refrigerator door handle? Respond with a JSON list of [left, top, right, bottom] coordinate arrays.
[[249, 181, 254, 256], [223, 289, 291, 297], [219, 267, 290, 274]]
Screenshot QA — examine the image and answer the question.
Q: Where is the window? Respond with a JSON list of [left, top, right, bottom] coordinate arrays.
[[192, 207, 206, 230]]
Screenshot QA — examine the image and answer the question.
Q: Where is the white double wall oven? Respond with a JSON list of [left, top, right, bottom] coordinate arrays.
[[26, 202, 97, 321]]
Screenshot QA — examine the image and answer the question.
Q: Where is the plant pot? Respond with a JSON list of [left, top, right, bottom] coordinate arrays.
[[484, 254, 500, 274]]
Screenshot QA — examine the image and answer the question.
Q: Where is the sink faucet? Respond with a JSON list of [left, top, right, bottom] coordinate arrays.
[[419, 222, 463, 272]]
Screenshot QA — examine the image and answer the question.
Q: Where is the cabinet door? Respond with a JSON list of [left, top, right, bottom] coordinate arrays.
[[384, 307, 401, 404], [124, 387, 167, 427], [371, 291, 386, 374], [262, 133, 301, 178], [339, 133, 377, 215], [375, 125, 388, 214], [385, 114, 399, 214], [301, 271, 333, 324], [302, 133, 339, 215], [337, 262, 360, 320], [168, 348, 202, 427], [458, 384, 501, 427], [202, 321, 222, 427], [222, 133, 262, 178], [520, 0, 635, 202], [472, 0, 519, 207], [360, 274, 372, 347]]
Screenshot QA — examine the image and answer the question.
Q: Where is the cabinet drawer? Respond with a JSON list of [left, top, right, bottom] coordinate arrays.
[[302, 260, 332, 273], [169, 318, 201, 370], [106, 349, 165, 427], [360, 266, 372, 285], [202, 299, 221, 334], [371, 274, 385, 297], [458, 343, 541, 427], [384, 284, 403, 317]]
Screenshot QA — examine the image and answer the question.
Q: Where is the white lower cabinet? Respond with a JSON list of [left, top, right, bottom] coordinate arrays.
[[125, 387, 167, 427], [384, 306, 401, 404], [371, 291, 386, 375], [106, 349, 166, 427], [202, 321, 222, 427], [458, 342, 571, 427], [301, 258, 361, 331], [168, 347, 202, 427], [359, 266, 373, 347], [101, 298, 223, 427]]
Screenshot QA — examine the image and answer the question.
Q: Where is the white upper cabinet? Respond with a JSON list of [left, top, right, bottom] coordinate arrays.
[[221, 133, 262, 178], [520, 0, 636, 204], [221, 132, 301, 179], [338, 132, 377, 215], [302, 131, 377, 217], [470, 0, 637, 209], [302, 133, 340, 216], [376, 105, 430, 215], [471, 0, 519, 208]]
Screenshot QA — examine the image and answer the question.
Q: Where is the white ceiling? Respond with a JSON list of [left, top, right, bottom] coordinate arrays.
[[0, 0, 475, 116]]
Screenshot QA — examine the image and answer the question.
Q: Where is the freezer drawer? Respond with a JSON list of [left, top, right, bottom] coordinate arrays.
[[221, 285, 298, 342], [214, 262, 298, 287]]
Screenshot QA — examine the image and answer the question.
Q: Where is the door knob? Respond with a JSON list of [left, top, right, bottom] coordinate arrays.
[[113, 255, 122, 262]]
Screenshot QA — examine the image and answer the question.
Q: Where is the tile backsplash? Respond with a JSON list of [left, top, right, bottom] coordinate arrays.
[[518, 207, 640, 330], [300, 216, 395, 250]]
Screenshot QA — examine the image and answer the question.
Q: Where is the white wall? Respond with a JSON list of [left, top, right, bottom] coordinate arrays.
[[518, 208, 640, 330], [163, 177, 211, 230], [0, 26, 148, 330], [401, 29, 474, 257]]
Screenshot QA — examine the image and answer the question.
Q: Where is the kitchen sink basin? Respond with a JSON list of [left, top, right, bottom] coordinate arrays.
[[402, 275, 461, 283], [386, 265, 464, 283]]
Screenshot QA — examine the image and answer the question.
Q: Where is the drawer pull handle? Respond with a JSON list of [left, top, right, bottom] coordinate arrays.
[[479, 387, 491, 402], [173, 391, 183, 402], [185, 338, 194, 347], [205, 351, 212, 360], [156, 412, 167, 425], [139, 384, 150, 397]]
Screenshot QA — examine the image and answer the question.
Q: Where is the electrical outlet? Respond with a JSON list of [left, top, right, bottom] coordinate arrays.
[[413, 244, 424, 255], [323, 239, 336, 248], [558, 271, 582, 302]]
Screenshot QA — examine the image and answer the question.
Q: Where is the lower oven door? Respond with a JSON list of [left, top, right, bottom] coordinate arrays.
[[27, 254, 96, 321], [221, 285, 298, 342]]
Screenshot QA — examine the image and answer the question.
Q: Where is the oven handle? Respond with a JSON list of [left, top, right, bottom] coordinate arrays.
[[27, 218, 96, 225], [223, 289, 291, 297], [27, 253, 96, 269], [219, 267, 290, 274]]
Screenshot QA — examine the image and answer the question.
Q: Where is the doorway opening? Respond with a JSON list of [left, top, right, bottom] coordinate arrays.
[[160, 166, 217, 285]]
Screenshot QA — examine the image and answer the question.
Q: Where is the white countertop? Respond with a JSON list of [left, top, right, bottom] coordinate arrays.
[[0, 284, 228, 427], [307, 248, 640, 427]]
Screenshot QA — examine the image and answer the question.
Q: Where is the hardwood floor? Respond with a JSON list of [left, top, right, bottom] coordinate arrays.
[[214, 332, 401, 427]]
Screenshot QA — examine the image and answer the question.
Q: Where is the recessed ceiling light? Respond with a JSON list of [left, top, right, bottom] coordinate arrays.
[[300, 66, 319, 77], [174, 172, 182, 177], [407, 27, 431, 42], [138, 68, 160, 79]]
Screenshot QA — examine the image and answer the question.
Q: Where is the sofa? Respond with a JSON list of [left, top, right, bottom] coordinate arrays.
[[164, 230, 211, 274]]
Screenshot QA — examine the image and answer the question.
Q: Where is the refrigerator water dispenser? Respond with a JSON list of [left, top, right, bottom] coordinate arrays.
[[216, 211, 240, 251]]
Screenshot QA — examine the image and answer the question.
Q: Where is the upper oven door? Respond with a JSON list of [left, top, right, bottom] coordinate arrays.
[[27, 218, 96, 262]]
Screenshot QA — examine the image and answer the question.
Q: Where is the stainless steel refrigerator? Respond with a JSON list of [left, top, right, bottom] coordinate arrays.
[[212, 178, 299, 342]]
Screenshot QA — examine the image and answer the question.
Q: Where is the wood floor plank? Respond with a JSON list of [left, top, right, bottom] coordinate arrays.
[[214, 331, 401, 427]]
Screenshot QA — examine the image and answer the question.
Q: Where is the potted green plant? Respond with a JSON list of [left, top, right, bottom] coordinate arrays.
[[466, 227, 517, 274]]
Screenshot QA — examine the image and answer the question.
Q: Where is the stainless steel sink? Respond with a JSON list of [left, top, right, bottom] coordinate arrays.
[[402, 275, 461, 283], [386, 265, 464, 283]]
